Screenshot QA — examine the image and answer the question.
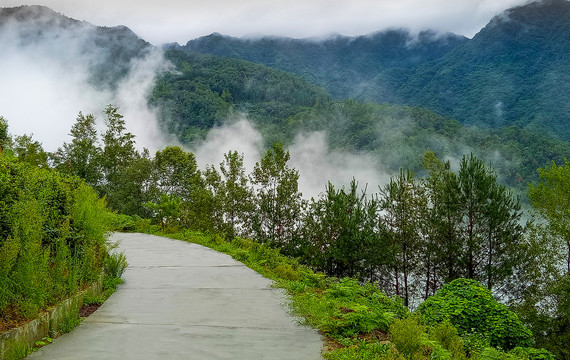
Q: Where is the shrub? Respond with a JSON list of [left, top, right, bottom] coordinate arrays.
[[418, 278, 532, 350], [104, 252, 128, 279], [389, 316, 425, 360], [509, 347, 555, 360], [430, 321, 466, 359], [0, 157, 110, 323]]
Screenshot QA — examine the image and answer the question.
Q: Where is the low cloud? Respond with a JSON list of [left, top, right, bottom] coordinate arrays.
[[192, 118, 393, 200], [0, 7, 172, 152], [289, 132, 390, 199], [191, 117, 264, 173]]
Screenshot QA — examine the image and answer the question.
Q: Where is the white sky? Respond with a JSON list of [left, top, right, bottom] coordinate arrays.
[[0, 0, 532, 45]]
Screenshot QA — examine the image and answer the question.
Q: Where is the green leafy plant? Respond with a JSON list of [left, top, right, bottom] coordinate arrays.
[[104, 251, 128, 279], [418, 278, 532, 350], [389, 315, 425, 360], [508, 347, 555, 360]]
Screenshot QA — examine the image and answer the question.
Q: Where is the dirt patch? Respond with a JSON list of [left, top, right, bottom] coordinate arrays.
[[0, 307, 32, 332], [79, 303, 101, 318]]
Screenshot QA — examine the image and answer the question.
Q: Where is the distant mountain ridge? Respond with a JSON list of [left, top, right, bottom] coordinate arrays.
[[176, 0, 570, 140], [394, 0, 570, 137], [1, 3, 570, 190], [180, 30, 468, 100], [0, 5, 152, 89]]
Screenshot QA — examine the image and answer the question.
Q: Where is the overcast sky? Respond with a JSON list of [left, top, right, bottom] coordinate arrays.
[[1, 0, 532, 45]]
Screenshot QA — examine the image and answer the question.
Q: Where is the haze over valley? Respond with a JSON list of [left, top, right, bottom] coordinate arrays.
[[1, 1, 570, 198]]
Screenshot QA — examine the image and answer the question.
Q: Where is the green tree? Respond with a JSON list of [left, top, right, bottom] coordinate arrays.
[[545, 274, 570, 360], [201, 164, 224, 233], [99, 105, 138, 212], [12, 134, 48, 168], [218, 151, 254, 239], [457, 154, 524, 291], [528, 159, 570, 272], [0, 116, 10, 155], [152, 146, 200, 201], [303, 180, 379, 279], [144, 194, 181, 230], [115, 149, 155, 217], [422, 152, 462, 296], [378, 169, 426, 307], [53, 112, 102, 187], [250, 143, 302, 246]]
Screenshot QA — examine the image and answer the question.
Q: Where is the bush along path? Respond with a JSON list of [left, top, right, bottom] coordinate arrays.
[[27, 232, 323, 360]]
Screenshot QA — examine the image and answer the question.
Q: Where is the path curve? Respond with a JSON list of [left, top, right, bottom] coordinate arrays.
[[29, 233, 323, 359]]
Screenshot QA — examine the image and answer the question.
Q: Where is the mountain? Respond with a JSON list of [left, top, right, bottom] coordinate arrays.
[[176, 0, 570, 140], [1, 3, 569, 191], [150, 48, 330, 145], [394, 0, 570, 138], [150, 48, 570, 190], [0, 5, 152, 88], [180, 30, 468, 100]]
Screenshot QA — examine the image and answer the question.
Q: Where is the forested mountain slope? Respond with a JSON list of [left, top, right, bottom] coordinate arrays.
[[2, 3, 569, 191], [395, 0, 570, 139], [179, 30, 467, 100], [177, 0, 570, 140], [150, 49, 570, 190]]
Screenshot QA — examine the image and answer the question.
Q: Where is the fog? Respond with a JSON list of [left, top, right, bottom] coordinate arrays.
[[0, 7, 173, 152], [2, 0, 533, 45], [191, 118, 393, 200]]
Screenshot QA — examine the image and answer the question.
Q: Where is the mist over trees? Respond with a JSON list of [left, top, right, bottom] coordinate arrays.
[[3, 105, 566, 357]]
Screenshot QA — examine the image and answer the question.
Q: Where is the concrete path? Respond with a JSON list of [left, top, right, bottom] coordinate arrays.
[[29, 233, 323, 359]]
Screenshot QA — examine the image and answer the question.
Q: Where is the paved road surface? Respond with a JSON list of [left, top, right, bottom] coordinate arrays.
[[29, 232, 323, 359]]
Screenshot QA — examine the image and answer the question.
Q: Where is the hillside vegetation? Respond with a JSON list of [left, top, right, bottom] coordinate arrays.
[[149, 49, 570, 191], [177, 0, 570, 140], [0, 138, 109, 327], [1, 3, 570, 358]]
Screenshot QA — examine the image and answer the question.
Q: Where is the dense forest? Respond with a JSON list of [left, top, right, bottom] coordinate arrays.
[[179, 0, 570, 141], [150, 48, 570, 193]]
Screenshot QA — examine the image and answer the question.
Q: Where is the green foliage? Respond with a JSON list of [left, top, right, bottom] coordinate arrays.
[[389, 316, 425, 360], [322, 341, 392, 360], [145, 194, 182, 231], [418, 278, 532, 350], [528, 159, 570, 271], [151, 40, 570, 195], [0, 156, 110, 323], [56, 307, 81, 335], [429, 322, 466, 359], [12, 134, 48, 168], [250, 143, 302, 246], [378, 169, 426, 307], [0, 116, 10, 155], [104, 252, 128, 279], [302, 179, 380, 281], [478, 347, 517, 360], [509, 347, 555, 360], [52, 112, 101, 187], [150, 49, 329, 146]]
